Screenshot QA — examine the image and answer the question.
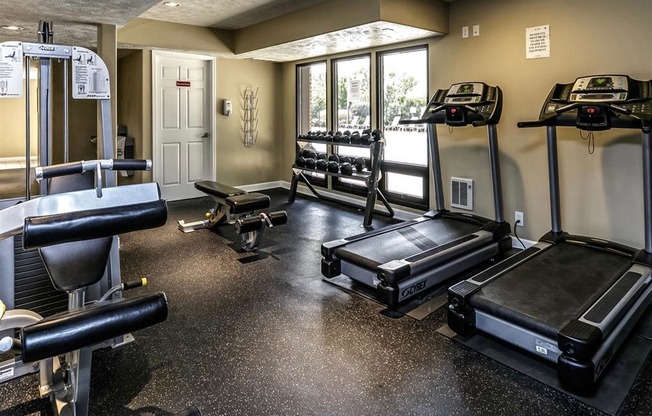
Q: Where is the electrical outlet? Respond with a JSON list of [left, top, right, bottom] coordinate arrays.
[[472, 24, 480, 36], [515, 211, 524, 227]]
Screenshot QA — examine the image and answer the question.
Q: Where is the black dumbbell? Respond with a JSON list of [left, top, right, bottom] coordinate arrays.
[[371, 129, 383, 141], [343, 130, 351, 137], [362, 128, 371, 135], [361, 133, 372, 144], [350, 131, 362, 144], [327, 161, 339, 173], [305, 158, 316, 169], [304, 150, 317, 160], [339, 156, 352, 164], [328, 154, 339, 163], [296, 156, 306, 167], [340, 162, 353, 176], [317, 153, 327, 160], [353, 157, 366, 172], [316, 159, 328, 171]]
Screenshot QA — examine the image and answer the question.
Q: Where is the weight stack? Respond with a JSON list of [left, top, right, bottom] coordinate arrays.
[[13, 235, 67, 317]]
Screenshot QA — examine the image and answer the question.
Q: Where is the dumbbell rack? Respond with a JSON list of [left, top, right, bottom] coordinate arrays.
[[288, 138, 394, 228]]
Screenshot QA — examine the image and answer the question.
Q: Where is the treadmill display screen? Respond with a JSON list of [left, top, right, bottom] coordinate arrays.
[[457, 83, 474, 94], [587, 77, 613, 90]]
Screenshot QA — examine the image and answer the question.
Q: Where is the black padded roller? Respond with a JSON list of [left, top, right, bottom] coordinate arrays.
[[236, 211, 288, 233], [23, 200, 168, 249], [37, 161, 83, 179], [112, 159, 150, 171], [21, 293, 168, 363]]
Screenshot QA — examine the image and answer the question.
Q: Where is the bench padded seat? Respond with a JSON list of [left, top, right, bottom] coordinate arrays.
[[226, 193, 271, 214], [194, 181, 245, 199]]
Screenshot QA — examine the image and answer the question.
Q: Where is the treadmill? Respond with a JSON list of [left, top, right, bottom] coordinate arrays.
[[321, 82, 512, 306], [448, 74, 652, 395]]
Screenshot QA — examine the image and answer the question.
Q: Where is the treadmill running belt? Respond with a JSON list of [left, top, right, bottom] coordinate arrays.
[[472, 243, 631, 338], [334, 218, 482, 270]]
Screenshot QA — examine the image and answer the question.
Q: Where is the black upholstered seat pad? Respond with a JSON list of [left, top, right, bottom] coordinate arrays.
[[194, 181, 244, 198]]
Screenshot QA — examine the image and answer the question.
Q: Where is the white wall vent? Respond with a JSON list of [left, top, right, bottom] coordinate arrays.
[[451, 177, 473, 211]]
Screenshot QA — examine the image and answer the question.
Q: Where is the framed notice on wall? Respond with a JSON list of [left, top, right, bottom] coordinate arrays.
[[526, 25, 550, 59]]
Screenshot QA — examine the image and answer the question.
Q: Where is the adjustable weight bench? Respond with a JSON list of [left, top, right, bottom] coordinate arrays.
[[178, 181, 287, 252]]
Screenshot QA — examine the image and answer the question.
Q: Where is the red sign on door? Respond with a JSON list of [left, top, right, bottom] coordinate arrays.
[[176, 81, 191, 87]]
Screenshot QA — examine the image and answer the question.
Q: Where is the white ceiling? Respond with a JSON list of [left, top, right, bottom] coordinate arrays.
[[140, 0, 330, 30], [0, 0, 443, 61], [0, 0, 330, 48], [237, 21, 440, 62]]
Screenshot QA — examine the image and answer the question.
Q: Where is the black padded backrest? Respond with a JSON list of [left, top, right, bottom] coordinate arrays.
[[40, 238, 112, 292], [48, 171, 95, 194], [43, 170, 107, 292]]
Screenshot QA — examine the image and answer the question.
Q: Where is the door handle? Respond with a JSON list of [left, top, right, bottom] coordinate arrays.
[[201, 132, 209, 138]]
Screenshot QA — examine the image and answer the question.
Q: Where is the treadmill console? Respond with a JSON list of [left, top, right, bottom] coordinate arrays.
[[525, 74, 652, 131], [401, 82, 502, 127]]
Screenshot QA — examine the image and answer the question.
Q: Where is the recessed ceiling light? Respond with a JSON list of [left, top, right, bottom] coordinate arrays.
[[1, 25, 24, 31], [163, 1, 180, 7]]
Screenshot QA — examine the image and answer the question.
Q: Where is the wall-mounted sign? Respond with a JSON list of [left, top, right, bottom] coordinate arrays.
[[526, 25, 550, 60], [0, 42, 23, 98], [177, 81, 191, 87], [72, 46, 111, 99]]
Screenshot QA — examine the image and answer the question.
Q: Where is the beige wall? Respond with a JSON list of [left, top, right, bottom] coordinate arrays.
[[281, 0, 652, 248], [117, 50, 145, 184], [51, 63, 98, 164], [115, 49, 283, 187], [0, 81, 38, 158], [432, 0, 652, 247], [215, 58, 284, 186]]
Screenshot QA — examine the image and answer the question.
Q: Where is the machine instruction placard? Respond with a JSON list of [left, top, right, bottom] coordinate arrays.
[[526, 25, 550, 59], [0, 42, 23, 98], [71, 46, 110, 99]]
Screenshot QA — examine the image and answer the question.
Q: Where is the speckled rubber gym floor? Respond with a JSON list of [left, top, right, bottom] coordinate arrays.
[[1, 188, 651, 416]]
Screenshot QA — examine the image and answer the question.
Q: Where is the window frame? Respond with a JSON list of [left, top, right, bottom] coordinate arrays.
[[330, 53, 372, 194], [295, 60, 328, 188], [376, 44, 430, 211]]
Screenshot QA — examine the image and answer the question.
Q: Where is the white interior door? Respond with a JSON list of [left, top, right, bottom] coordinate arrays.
[[153, 52, 215, 201]]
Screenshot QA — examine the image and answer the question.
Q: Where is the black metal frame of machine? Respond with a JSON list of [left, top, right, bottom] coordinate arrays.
[[448, 74, 652, 395], [322, 82, 512, 305]]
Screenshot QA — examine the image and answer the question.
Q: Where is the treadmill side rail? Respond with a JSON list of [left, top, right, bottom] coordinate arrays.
[[558, 264, 652, 361], [558, 275, 652, 394]]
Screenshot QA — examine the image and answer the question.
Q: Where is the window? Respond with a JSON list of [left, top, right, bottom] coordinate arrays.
[[294, 46, 429, 209], [296, 62, 327, 184], [332, 55, 371, 190], [378, 46, 429, 209]]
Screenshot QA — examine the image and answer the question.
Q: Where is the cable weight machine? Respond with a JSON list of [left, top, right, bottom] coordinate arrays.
[[0, 22, 127, 384]]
